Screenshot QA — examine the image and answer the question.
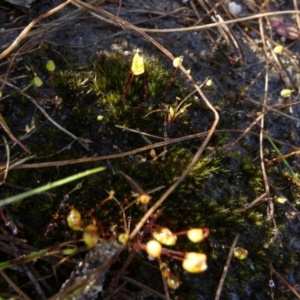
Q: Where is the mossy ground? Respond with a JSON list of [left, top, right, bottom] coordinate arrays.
[[1, 45, 300, 299]]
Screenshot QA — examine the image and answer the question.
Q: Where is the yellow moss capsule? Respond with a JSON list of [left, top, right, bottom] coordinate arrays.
[[206, 78, 213, 86], [33, 76, 43, 87], [67, 209, 82, 231], [173, 56, 183, 67], [83, 224, 99, 248], [182, 252, 207, 273], [234, 247, 248, 260], [276, 196, 287, 204], [146, 240, 162, 258], [160, 262, 171, 277], [131, 52, 144, 75], [138, 194, 152, 204], [46, 60, 56, 72], [167, 273, 180, 289], [280, 89, 294, 98], [273, 45, 283, 54], [150, 149, 157, 159], [187, 228, 209, 243], [153, 227, 177, 246], [169, 106, 175, 118], [118, 233, 129, 244]]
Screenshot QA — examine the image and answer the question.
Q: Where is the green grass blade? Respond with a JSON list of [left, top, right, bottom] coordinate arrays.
[[265, 135, 299, 182], [0, 249, 48, 270], [0, 167, 106, 207]]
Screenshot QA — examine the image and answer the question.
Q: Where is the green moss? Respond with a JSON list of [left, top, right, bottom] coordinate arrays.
[[2, 47, 299, 299]]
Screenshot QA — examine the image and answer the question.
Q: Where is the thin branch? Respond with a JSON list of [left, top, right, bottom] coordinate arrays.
[[215, 234, 239, 300], [0, 0, 73, 60], [271, 263, 300, 299], [0, 79, 90, 150], [0, 270, 31, 300]]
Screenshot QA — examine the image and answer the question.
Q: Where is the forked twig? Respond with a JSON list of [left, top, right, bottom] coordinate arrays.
[[0, 113, 31, 153], [0, 0, 73, 60], [258, 21, 273, 220], [136, 10, 300, 33], [4, 126, 297, 171], [46, 1, 219, 298], [0, 79, 90, 150], [244, 192, 267, 210]]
